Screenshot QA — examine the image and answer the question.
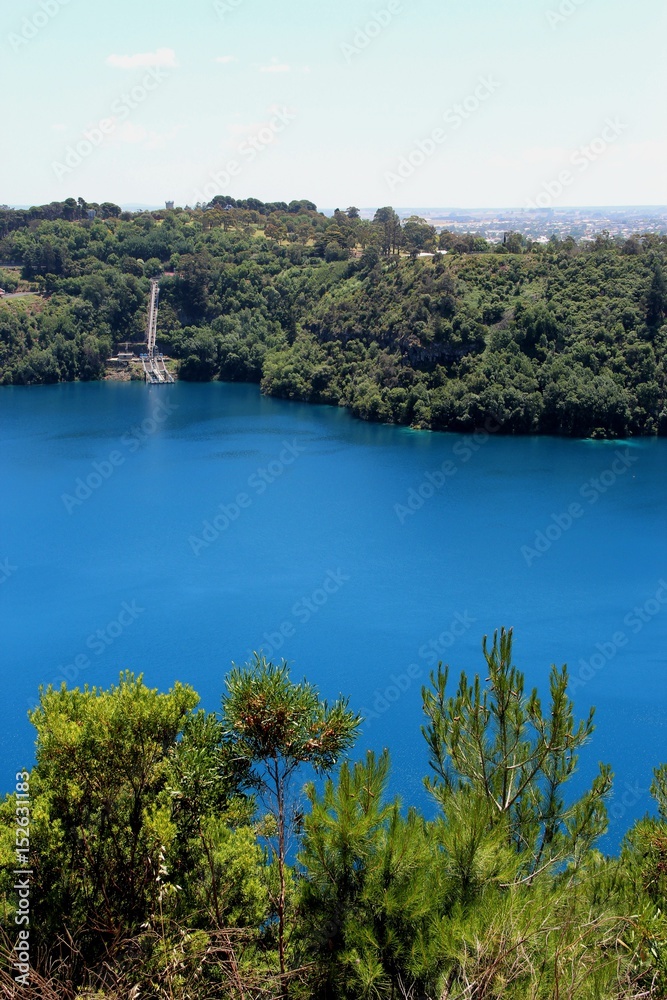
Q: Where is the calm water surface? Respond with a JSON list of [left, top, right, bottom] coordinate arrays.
[[1, 382, 666, 847]]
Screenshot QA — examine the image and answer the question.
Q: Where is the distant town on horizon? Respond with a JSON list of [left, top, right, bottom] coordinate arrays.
[[6, 200, 667, 244]]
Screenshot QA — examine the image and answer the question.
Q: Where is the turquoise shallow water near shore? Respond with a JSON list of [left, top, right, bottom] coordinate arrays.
[[1, 381, 666, 846]]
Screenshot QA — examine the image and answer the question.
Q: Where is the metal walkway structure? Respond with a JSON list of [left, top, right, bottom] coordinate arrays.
[[140, 278, 174, 384]]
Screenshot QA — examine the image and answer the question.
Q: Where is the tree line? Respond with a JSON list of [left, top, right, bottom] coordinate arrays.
[[1, 197, 665, 439], [1, 629, 666, 998]]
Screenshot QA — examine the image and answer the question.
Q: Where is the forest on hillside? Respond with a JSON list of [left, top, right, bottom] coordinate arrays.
[[1, 197, 666, 438], [1, 630, 667, 999]]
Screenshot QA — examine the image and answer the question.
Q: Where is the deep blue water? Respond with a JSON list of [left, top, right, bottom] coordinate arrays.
[[1, 381, 666, 849]]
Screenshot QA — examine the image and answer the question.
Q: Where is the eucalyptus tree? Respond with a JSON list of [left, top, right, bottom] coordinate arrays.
[[646, 259, 667, 329], [0, 672, 199, 984], [373, 206, 403, 256]]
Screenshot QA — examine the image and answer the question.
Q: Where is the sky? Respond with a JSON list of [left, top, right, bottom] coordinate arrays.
[[1, 0, 666, 210]]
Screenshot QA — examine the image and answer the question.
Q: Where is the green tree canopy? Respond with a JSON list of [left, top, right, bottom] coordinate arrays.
[[221, 654, 360, 974], [422, 627, 613, 874]]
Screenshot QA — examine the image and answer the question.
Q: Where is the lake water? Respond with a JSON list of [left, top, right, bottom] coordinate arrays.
[[1, 381, 666, 848]]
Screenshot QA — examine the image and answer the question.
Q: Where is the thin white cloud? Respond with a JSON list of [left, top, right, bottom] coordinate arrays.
[[106, 47, 178, 69], [487, 147, 569, 171], [259, 60, 291, 73], [144, 125, 185, 150], [105, 121, 184, 149], [227, 121, 266, 142], [618, 139, 667, 162], [215, 55, 237, 64], [115, 122, 148, 143]]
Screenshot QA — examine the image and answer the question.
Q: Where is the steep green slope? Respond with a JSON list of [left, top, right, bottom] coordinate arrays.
[[1, 201, 665, 438]]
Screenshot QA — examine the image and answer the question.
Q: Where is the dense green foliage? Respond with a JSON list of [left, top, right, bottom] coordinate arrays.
[[1, 632, 666, 998], [1, 197, 666, 438], [221, 655, 360, 975]]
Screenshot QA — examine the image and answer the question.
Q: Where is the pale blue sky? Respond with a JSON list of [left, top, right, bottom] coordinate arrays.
[[1, 0, 665, 208]]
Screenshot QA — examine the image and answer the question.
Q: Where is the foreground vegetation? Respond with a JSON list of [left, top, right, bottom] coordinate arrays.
[[1, 629, 666, 998], [1, 198, 666, 438]]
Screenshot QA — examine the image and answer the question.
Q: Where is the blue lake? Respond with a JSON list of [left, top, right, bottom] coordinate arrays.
[[1, 381, 666, 848]]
